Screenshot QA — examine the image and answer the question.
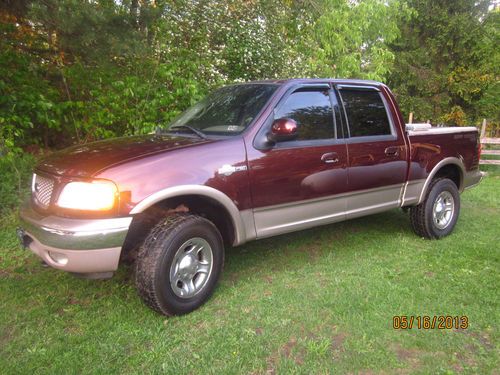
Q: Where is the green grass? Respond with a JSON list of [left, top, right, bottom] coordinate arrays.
[[482, 144, 500, 151], [481, 154, 500, 160], [1, 170, 498, 374]]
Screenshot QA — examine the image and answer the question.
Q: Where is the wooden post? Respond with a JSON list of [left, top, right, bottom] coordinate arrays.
[[480, 118, 487, 138], [408, 112, 413, 124]]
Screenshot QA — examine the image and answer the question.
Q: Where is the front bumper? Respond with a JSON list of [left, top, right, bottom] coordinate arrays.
[[18, 204, 132, 274]]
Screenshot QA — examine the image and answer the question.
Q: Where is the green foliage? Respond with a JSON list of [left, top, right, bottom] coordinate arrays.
[[62, 60, 203, 140], [0, 19, 59, 152], [0, 0, 498, 153], [305, 0, 410, 80], [0, 153, 35, 214], [0, 0, 315, 150], [387, 0, 499, 125]]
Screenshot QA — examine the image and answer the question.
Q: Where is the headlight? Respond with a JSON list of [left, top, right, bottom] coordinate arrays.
[[57, 181, 118, 211]]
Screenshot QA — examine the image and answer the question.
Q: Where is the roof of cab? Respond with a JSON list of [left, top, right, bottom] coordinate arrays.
[[243, 78, 385, 86]]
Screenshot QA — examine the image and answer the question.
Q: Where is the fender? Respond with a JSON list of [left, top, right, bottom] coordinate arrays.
[[129, 185, 254, 246], [416, 157, 465, 205]]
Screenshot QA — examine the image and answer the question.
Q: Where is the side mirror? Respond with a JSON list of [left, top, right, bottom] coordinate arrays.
[[269, 118, 298, 143]]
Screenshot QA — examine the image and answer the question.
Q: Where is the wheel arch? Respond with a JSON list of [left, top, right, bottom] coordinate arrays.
[[416, 157, 465, 205], [127, 185, 252, 248]]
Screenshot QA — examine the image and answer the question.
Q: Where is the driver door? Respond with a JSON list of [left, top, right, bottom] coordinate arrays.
[[247, 84, 349, 238]]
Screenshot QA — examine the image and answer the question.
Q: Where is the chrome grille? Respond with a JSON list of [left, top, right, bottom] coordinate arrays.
[[32, 174, 54, 208]]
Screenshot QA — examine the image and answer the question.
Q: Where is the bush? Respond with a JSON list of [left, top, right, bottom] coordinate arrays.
[[0, 153, 36, 214]]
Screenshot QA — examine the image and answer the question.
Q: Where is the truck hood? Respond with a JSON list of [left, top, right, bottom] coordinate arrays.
[[36, 134, 211, 178]]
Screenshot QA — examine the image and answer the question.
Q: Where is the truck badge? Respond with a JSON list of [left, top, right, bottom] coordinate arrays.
[[217, 164, 247, 176]]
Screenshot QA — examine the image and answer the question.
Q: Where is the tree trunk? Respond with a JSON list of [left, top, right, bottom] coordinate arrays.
[[131, 0, 139, 28]]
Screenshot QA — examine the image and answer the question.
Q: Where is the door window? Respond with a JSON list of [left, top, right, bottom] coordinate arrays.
[[339, 88, 392, 137], [275, 89, 334, 141]]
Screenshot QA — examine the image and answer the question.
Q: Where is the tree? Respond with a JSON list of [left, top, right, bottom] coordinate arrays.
[[302, 0, 406, 81], [388, 0, 498, 125], [6, 0, 494, 154]]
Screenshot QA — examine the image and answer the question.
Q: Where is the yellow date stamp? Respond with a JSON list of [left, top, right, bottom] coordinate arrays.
[[393, 315, 469, 330]]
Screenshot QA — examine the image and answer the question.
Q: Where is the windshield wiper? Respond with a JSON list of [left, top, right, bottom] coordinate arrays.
[[168, 125, 207, 139]]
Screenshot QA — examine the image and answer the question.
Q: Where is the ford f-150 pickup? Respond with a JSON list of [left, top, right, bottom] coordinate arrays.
[[17, 79, 483, 315]]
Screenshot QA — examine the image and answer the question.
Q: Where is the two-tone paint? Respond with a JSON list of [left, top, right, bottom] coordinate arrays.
[[20, 79, 483, 275]]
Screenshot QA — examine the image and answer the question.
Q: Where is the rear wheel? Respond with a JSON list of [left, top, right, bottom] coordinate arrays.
[[409, 178, 460, 239], [135, 214, 224, 315]]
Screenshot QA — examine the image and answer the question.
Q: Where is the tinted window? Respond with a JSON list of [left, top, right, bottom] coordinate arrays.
[[275, 89, 334, 141], [339, 89, 392, 137]]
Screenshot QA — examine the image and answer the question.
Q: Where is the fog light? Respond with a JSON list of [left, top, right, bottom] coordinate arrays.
[[48, 251, 68, 265]]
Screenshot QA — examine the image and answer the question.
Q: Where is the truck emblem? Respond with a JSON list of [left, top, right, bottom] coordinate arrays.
[[217, 164, 247, 176]]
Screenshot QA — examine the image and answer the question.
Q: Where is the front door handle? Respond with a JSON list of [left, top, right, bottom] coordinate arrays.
[[321, 152, 339, 164], [384, 146, 399, 157]]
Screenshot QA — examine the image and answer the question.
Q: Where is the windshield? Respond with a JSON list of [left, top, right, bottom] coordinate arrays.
[[168, 83, 278, 136]]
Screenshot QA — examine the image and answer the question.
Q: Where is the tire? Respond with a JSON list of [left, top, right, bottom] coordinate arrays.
[[409, 178, 460, 239], [135, 214, 224, 316]]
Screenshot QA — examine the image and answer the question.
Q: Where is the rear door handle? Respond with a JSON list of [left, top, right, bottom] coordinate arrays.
[[321, 152, 339, 164], [384, 146, 399, 157]]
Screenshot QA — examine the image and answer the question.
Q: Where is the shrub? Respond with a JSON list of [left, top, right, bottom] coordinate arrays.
[[0, 153, 36, 214]]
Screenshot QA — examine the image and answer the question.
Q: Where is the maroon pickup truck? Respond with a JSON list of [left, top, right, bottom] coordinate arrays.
[[18, 79, 483, 315]]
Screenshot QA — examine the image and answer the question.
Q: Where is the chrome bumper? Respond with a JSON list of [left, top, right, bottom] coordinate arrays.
[[18, 205, 132, 274]]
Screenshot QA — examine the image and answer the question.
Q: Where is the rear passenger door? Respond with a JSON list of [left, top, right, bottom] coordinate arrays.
[[336, 85, 407, 218]]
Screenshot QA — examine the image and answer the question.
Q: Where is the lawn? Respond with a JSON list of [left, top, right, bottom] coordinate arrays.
[[481, 154, 500, 160], [1, 168, 498, 374]]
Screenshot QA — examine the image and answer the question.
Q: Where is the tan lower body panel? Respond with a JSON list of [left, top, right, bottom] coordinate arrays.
[[345, 184, 404, 220], [401, 179, 426, 206], [253, 183, 405, 239], [253, 194, 347, 238], [26, 233, 122, 273]]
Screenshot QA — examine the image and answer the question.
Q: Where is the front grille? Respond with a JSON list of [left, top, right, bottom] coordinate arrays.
[[32, 173, 54, 209]]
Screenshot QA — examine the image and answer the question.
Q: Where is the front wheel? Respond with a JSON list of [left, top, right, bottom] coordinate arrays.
[[409, 178, 460, 239], [135, 214, 224, 315]]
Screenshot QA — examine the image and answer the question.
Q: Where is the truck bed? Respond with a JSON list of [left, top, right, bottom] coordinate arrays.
[[402, 124, 481, 206]]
